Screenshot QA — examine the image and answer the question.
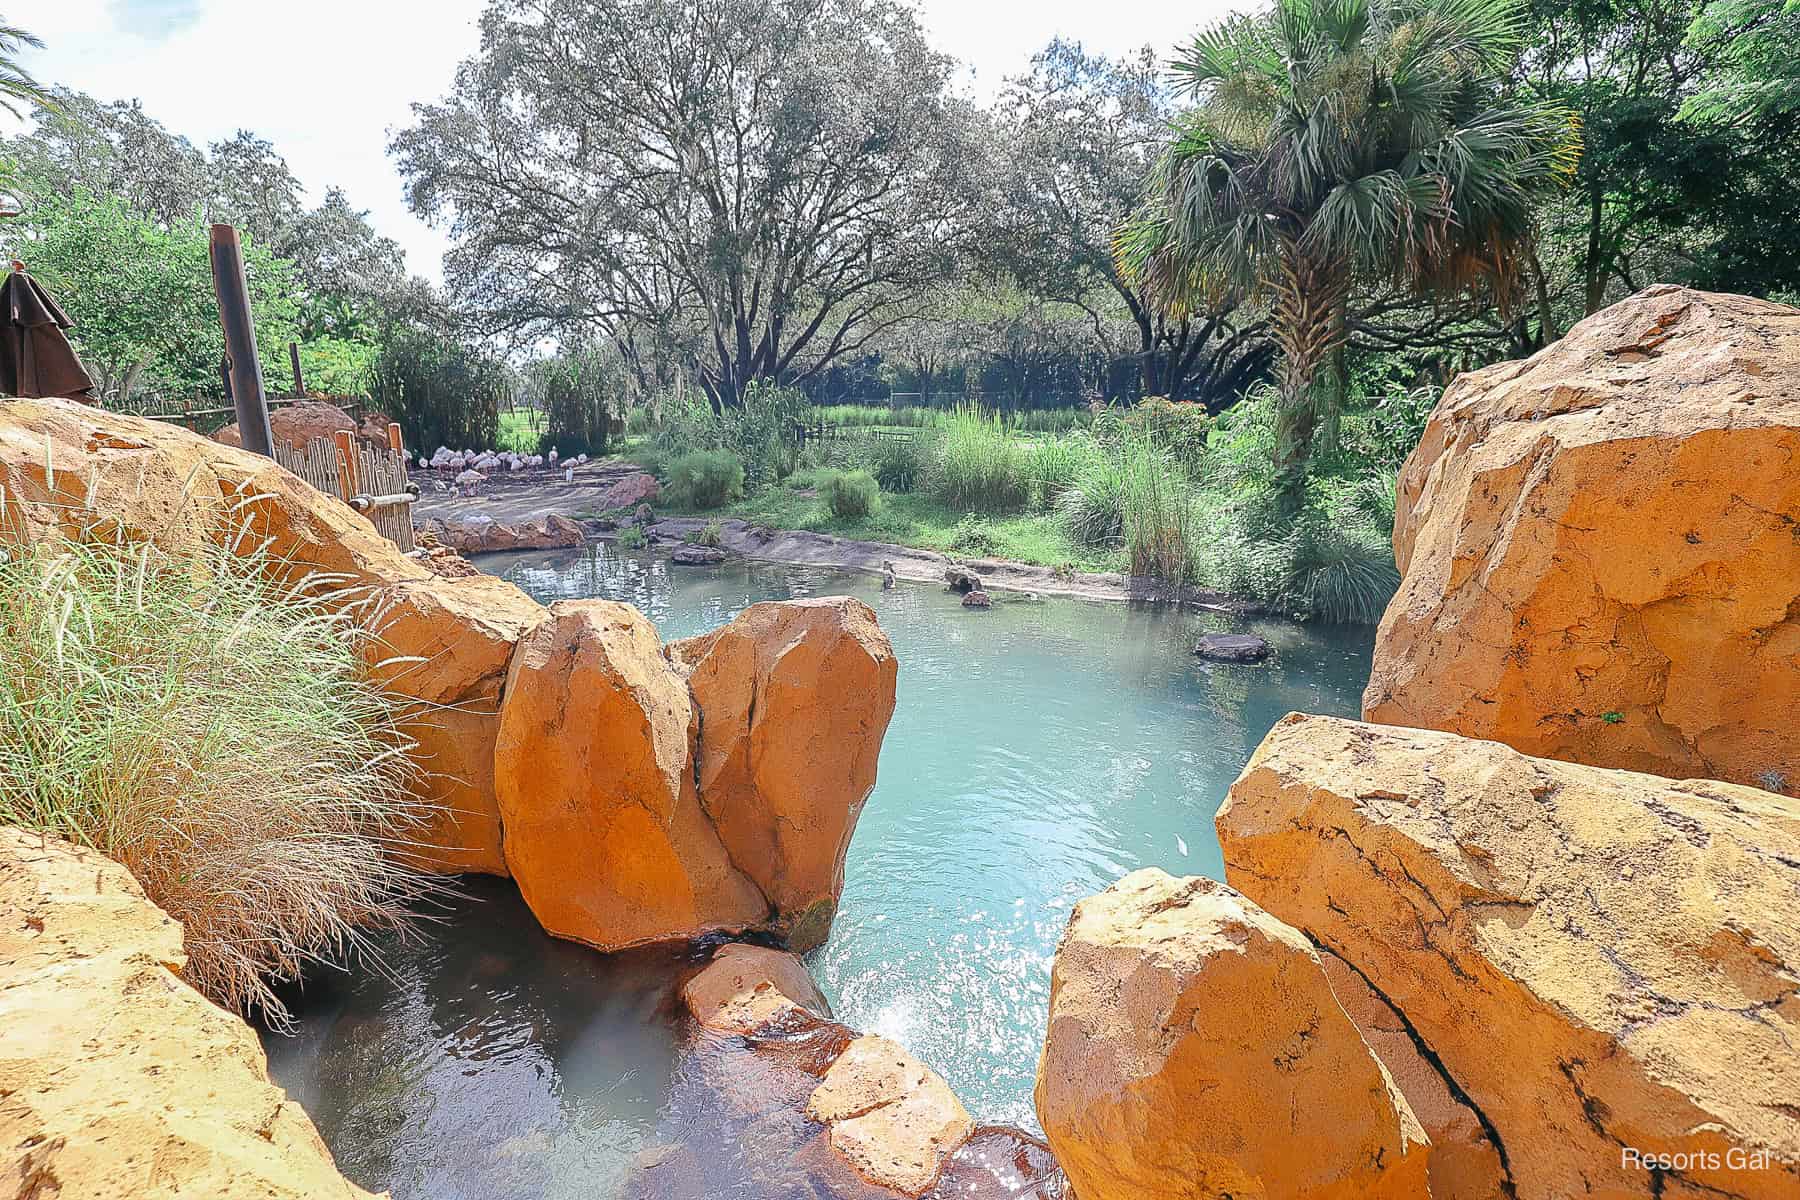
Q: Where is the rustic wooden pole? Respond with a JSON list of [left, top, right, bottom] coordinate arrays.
[[386, 422, 404, 456], [333, 430, 360, 499], [289, 341, 305, 399], [208, 225, 275, 456]]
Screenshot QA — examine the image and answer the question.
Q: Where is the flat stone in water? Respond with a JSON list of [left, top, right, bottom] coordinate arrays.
[[1194, 633, 1271, 662], [670, 544, 726, 566]]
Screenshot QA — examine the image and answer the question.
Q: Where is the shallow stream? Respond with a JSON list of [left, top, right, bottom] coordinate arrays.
[[264, 546, 1372, 1198]]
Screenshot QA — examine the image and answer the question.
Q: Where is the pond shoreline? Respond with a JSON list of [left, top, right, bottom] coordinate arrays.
[[642, 516, 1254, 608]]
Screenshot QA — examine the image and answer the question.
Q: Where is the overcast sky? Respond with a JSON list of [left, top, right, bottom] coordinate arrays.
[[8, 0, 1236, 281]]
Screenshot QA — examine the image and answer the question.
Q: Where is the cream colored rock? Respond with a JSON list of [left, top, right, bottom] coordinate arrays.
[[1366, 286, 1800, 794], [682, 943, 831, 1034], [669, 597, 898, 950], [805, 1034, 975, 1197], [1220, 713, 1800, 1200], [494, 600, 770, 948], [1035, 868, 1430, 1200], [0, 827, 378, 1200]]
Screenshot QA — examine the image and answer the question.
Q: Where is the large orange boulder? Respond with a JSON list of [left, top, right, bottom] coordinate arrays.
[[362, 575, 547, 875], [1365, 286, 1800, 794], [0, 397, 421, 585], [669, 598, 898, 950], [0, 399, 549, 876], [1035, 868, 1430, 1200], [214, 399, 359, 451], [0, 827, 377, 1199], [494, 600, 770, 948], [1220, 713, 1800, 1200]]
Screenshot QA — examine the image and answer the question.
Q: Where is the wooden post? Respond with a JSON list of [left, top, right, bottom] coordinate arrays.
[[208, 224, 275, 456], [334, 430, 359, 500], [387, 422, 404, 456], [289, 341, 305, 399]]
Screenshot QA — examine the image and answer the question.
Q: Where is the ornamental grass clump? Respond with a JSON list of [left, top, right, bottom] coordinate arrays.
[[927, 404, 1029, 512], [0, 533, 438, 1029]]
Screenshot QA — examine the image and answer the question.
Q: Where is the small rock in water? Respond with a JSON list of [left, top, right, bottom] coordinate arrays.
[[962, 590, 992, 609], [1194, 633, 1270, 663], [945, 567, 983, 594], [671, 544, 726, 566]]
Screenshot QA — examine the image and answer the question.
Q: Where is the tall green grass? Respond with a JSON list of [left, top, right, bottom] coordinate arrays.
[[925, 404, 1030, 512], [0, 533, 438, 1027], [1058, 434, 1204, 583]]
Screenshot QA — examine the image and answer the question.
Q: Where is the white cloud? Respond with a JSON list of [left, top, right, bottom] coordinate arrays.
[[8, 0, 1242, 282]]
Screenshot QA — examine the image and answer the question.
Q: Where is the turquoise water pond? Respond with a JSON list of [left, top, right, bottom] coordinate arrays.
[[265, 545, 1372, 1197]]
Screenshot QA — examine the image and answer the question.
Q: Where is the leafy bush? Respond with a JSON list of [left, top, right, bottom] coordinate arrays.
[[0, 535, 435, 1028], [866, 436, 928, 493], [926, 404, 1028, 512], [665, 449, 745, 509], [1199, 484, 1400, 624], [948, 512, 1001, 557], [533, 349, 620, 458], [1122, 397, 1213, 467], [688, 521, 725, 547], [821, 469, 880, 519], [370, 327, 504, 452], [653, 380, 806, 490]]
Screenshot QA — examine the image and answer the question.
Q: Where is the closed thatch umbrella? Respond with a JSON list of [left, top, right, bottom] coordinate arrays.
[[0, 263, 94, 401]]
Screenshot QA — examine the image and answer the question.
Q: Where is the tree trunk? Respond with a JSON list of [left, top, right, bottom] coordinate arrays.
[[1271, 247, 1351, 503]]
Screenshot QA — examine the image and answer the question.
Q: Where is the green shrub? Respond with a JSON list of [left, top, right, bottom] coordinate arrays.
[[1199, 496, 1400, 624], [617, 526, 647, 550], [653, 380, 805, 490], [926, 404, 1028, 512], [866, 437, 928, 493], [665, 449, 745, 509], [821, 469, 880, 519], [1122, 397, 1213, 467], [948, 512, 1001, 557], [688, 521, 725, 548], [0, 535, 435, 1028]]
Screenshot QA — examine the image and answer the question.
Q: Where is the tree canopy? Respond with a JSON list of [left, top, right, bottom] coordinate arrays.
[[394, 0, 987, 409]]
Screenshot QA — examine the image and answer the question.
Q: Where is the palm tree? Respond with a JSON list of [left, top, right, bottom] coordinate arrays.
[[0, 19, 52, 120], [1121, 0, 1579, 496]]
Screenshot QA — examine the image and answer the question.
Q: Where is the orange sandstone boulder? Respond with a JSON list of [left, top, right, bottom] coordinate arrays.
[[0, 399, 550, 876], [682, 943, 832, 1034], [0, 827, 378, 1200], [494, 600, 770, 948], [1035, 868, 1430, 1200], [1365, 286, 1800, 794], [1220, 713, 1800, 1200], [0, 397, 424, 585], [669, 598, 898, 950], [805, 1034, 976, 1197], [362, 574, 547, 875], [214, 399, 361, 452]]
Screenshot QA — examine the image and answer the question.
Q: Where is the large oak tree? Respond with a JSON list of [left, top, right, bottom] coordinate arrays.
[[394, 0, 986, 408]]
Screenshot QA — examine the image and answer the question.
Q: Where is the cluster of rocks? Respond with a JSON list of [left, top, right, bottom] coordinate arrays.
[[0, 397, 903, 1196], [1033, 287, 1800, 1200], [944, 566, 991, 608], [628, 944, 1063, 1200], [417, 512, 585, 554]]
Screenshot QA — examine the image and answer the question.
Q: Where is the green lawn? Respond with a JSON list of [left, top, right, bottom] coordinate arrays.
[[497, 408, 547, 453], [660, 473, 1124, 574]]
